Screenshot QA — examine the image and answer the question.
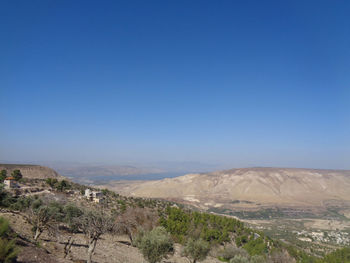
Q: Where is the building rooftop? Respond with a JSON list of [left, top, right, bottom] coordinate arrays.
[[5, 177, 16, 180]]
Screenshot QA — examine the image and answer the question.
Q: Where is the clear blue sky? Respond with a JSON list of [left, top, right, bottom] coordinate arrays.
[[1, 0, 349, 169]]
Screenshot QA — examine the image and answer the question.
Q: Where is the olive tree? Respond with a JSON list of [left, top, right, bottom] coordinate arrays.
[[26, 204, 60, 241], [75, 210, 115, 263], [61, 204, 83, 258], [11, 170, 22, 181], [116, 207, 158, 245], [182, 238, 210, 263], [135, 226, 174, 263]]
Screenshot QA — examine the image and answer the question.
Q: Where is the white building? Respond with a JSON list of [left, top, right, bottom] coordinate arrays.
[[85, 189, 104, 203], [4, 177, 18, 189]]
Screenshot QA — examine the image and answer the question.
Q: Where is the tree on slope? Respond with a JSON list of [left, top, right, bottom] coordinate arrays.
[[11, 170, 22, 181], [76, 210, 115, 263], [26, 204, 59, 241], [135, 226, 174, 263], [182, 238, 210, 263]]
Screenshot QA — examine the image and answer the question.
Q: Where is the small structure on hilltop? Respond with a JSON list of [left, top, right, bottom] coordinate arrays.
[[4, 177, 18, 189], [85, 189, 104, 203]]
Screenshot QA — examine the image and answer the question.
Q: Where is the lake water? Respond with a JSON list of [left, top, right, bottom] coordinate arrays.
[[68, 172, 185, 184]]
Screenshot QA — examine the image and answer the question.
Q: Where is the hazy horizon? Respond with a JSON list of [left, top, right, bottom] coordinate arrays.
[[1, 1, 349, 170]]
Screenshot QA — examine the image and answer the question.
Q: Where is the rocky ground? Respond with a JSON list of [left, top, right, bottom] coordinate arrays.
[[1, 210, 222, 263]]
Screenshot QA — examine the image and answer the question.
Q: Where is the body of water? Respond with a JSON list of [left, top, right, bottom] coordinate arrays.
[[68, 172, 185, 184]]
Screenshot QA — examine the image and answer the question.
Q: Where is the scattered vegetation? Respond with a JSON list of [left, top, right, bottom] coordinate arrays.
[[26, 201, 61, 241], [0, 170, 7, 182], [45, 178, 71, 191], [182, 238, 210, 263], [0, 217, 19, 263], [11, 170, 22, 181], [75, 210, 116, 263], [0, 175, 349, 263], [321, 247, 350, 263], [135, 226, 174, 263], [218, 245, 250, 261], [159, 206, 245, 244]]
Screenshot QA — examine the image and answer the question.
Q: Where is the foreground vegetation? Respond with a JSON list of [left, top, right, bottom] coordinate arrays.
[[0, 217, 18, 263], [0, 176, 349, 263]]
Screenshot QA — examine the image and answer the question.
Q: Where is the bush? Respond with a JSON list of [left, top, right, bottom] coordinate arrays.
[[63, 204, 83, 232], [0, 217, 10, 238], [45, 178, 58, 188], [182, 238, 210, 263], [9, 196, 34, 211], [135, 226, 174, 263], [0, 170, 6, 182], [268, 250, 295, 263], [160, 207, 244, 244], [11, 170, 22, 181], [56, 180, 70, 191], [0, 186, 16, 208], [322, 247, 350, 263], [0, 239, 18, 263], [230, 255, 250, 263], [243, 237, 268, 256], [0, 217, 19, 263], [45, 179, 70, 191], [219, 246, 249, 261], [250, 255, 266, 263]]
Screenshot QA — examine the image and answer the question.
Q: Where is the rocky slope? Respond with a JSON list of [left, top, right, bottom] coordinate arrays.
[[106, 167, 350, 209], [0, 164, 64, 179]]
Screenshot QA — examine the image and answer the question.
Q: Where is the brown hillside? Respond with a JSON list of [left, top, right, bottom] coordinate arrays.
[[106, 167, 350, 209], [0, 164, 64, 179]]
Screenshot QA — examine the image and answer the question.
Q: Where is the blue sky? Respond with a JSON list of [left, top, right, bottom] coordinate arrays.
[[0, 0, 349, 169]]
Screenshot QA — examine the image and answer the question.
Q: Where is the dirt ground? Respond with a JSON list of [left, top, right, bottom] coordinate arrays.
[[1, 211, 221, 263]]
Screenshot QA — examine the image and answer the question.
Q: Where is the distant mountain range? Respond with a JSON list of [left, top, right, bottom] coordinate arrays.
[[104, 167, 350, 211]]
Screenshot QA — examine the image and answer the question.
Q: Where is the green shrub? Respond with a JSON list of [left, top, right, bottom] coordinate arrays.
[[45, 179, 71, 191], [243, 237, 268, 256], [135, 226, 174, 263], [250, 255, 266, 263], [0, 186, 16, 208], [218, 246, 249, 261], [0, 217, 19, 263], [322, 247, 350, 263], [229, 255, 250, 263], [9, 196, 34, 211], [11, 170, 22, 181], [182, 238, 210, 263], [0, 217, 10, 238], [45, 178, 58, 187], [56, 180, 70, 191], [160, 207, 244, 244], [63, 204, 83, 232], [0, 170, 6, 182], [0, 238, 18, 263]]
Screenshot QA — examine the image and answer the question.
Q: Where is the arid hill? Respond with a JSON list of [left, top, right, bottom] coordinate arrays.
[[106, 167, 350, 210], [0, 164, 64, 179]]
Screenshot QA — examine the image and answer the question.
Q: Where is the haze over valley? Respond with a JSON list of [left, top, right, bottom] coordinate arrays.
[[1, 0, 350, 262], [102, 167, 350, 214]]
